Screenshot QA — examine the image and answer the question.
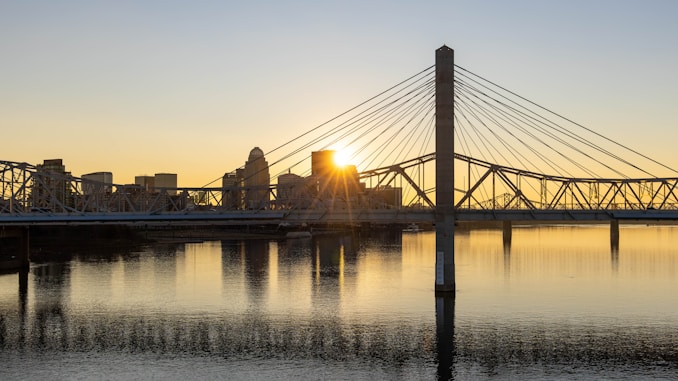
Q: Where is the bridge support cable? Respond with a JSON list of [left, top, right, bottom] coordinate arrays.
[[279, 78, 433, 174], [386, 101, 437, 167], [454, 98, 502, 167], [456, 75, 617, 179], [266, 65, 435, 160], [455, 79, 587, 178], [454, 65, 677, 179], [454, 115, 492, 204], [262, 67, 436, 181], [352, 86, 435, 171], [456, 65, 678, 176], [455, 88, 538, 173]]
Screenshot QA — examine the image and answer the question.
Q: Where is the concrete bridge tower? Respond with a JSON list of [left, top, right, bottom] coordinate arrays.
[[435, 45, 456, 293]]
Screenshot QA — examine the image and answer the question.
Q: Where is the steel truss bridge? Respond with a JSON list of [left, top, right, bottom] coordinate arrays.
[[2, 152, 678, 226]]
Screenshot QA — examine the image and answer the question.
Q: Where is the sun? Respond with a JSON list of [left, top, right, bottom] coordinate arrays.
[[333, 149, 352, 167]]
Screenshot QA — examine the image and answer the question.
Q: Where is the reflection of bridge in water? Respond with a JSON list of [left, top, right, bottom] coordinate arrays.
[[1, 234, 436, 369], [3, 46, 678, 290]]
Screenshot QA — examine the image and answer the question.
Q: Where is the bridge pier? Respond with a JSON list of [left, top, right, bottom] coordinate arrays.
[[610, 220, 619, 251], [0, 227, 30, 271], [502, 220, 512, 247], [436, 211, 456, 293]]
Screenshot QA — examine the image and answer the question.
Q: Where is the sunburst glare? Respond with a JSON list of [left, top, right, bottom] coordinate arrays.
[[333, 149, 352, 167]]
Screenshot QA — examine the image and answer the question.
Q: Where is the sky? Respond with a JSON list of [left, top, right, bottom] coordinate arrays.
[[2, 0, 677, 187]]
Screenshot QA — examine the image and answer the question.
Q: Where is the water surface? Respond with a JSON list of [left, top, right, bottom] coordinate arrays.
[[1, 225, 677, 379]]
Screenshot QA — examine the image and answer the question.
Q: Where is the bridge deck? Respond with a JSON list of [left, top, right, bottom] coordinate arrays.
[[2, 209, 678, 227]]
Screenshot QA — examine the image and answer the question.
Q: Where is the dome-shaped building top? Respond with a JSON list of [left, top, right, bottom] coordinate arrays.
[[248, 147, 265, 162], [243, 146, 270, 209]]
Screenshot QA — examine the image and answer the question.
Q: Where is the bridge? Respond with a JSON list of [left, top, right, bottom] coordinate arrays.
[[2, 46, 678, 290], [3, 151, 678, 225]]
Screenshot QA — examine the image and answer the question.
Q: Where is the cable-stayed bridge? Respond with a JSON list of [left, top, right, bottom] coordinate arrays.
[[3, 46, 677, 289], [2, 46, 678, 227]]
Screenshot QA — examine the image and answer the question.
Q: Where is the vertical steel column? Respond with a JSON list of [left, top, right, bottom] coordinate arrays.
[[435, 46, 456, 293]]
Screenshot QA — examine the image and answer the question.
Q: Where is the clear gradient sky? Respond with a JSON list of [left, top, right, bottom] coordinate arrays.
[[2, 1, 677, 186]]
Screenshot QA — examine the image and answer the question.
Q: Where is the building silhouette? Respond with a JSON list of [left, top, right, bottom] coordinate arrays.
[[82, 172, 113, 195], [155, 173, 178, 195], [243, 147, 270, 210], [134, 175, 155, 192], [222, 147, 271, 210], [311, 150, 363, 208], [221, 144, 407, 210], [222, 171, 241, 209], [134, 173, 177, 194], [31, 159, 72, 210], [276, 171, 314, 209]]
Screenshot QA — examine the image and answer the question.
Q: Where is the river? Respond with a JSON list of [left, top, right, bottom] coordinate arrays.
[[1, 225, 677, 380]]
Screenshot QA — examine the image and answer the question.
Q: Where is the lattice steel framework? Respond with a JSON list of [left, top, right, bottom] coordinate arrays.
[[5, 154, 677, 216], [1, 160, 195, 215], [0, 159, 435, 215], [456, 154, 678, 210]]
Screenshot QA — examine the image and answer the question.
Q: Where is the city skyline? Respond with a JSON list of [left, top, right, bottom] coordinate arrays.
[[2, 1, 678, 187]]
